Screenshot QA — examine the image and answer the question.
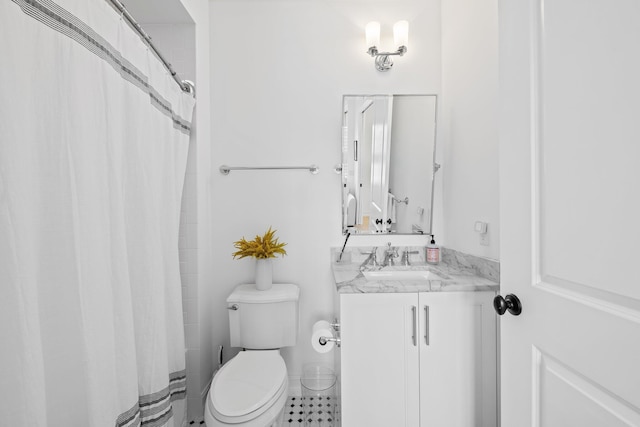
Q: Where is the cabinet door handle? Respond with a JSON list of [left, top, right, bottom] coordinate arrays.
[[424, 305, 430, 345], [411, 306, 417, 346]]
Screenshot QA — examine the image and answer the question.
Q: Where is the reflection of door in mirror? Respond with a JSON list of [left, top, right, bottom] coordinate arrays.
[[342, 100, 364, 229], [342, 105, 357, 228], [342, 95, 438, 235], [358, 99, 373, 229], [343, 96, 393, 233], [367, 96, 393, 232]]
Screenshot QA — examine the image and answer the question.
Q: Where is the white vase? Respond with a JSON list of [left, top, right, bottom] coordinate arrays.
[[255, 258, 273, 290]]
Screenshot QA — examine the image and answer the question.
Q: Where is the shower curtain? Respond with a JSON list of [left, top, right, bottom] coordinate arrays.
[[0, 0, 195, 426]]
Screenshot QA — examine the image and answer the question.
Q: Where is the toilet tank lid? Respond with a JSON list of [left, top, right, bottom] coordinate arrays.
[[227, 283, 300, 304]]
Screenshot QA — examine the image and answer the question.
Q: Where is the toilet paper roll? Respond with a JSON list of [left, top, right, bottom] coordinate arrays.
[[311, 320, 335, 353]]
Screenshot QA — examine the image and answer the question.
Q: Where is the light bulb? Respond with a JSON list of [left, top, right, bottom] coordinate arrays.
[[394, 20, 409, 50], [365, 21, 381, 49]]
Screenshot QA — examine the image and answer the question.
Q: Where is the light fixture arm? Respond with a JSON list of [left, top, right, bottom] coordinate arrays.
[[367, 45, 408, 72]]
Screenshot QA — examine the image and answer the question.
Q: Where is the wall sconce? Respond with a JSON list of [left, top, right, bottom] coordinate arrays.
[[366, 20, 409, 72]]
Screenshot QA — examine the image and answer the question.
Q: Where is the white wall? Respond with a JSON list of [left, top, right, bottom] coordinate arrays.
[[208, 0, 441, 390], [441, 0, 500, 260]]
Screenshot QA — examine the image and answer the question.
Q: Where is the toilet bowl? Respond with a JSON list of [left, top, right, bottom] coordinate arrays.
[[205, 350, 288, 427], [205, 284, 299, 427]]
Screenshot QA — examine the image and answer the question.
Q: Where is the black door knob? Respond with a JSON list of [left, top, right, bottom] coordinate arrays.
[[493, 294, 522, 316]]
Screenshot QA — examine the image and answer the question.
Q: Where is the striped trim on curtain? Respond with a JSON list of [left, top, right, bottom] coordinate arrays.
[[115, 370, 187, 427], [10, 0, 192, 134]]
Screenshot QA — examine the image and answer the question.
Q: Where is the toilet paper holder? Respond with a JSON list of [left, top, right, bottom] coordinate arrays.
[[319, 318, 341, 348], [319, 335, 341, 347]]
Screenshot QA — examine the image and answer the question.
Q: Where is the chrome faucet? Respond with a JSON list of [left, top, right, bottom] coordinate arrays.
[[359, 248, 379, 270], [400, 248, 420, 266], [382, 242, 398, 267]]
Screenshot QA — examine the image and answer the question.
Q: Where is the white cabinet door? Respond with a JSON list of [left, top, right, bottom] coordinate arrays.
[[418, 292, 497, 427], [340, 293, 419, 427]]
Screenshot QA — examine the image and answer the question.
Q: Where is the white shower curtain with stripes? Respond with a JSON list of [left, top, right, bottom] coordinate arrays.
[[0, 0, 195, 426]]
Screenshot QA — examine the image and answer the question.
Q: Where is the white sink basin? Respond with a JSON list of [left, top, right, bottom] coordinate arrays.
[[362, 269, 444, 281]]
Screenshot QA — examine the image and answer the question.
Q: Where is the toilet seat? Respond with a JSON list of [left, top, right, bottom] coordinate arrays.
[[208, 350, 287, 425]]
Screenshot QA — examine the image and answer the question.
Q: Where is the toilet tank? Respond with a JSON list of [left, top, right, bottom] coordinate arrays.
[[227, 283, 300, 349]]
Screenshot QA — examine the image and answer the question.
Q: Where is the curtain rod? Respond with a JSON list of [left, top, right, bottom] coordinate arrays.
[[107, 0, 195, 96]]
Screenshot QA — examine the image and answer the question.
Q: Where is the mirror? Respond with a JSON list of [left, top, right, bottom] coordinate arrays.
[[341, 94, 438, 235]]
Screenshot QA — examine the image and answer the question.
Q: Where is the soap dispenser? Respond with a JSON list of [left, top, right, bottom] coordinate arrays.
[[426, 235, 440, 264]]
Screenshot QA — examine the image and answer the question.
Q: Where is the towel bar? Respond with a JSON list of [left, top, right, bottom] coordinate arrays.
[[219, 165, 319, 175], [393, 196, 409, 205]]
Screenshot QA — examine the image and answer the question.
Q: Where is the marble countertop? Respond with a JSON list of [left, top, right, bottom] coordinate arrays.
[[331, 247, 499, 294]]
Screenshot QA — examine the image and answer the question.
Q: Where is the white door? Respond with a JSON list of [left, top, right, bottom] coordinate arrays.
[[499, 0, 640, 425]]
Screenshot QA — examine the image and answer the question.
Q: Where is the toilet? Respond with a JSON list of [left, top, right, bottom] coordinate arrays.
[[205, 283, 300, 427]]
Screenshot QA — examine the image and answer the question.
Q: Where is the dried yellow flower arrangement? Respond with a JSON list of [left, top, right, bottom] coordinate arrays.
[[232, 227, 287, 259]]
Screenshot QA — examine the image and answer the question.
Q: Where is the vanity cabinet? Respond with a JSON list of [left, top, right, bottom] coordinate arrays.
[[339, 291, 497, 427]]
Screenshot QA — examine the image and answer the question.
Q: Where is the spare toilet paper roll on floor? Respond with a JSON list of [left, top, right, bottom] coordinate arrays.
[[311, 320, 334, 353]]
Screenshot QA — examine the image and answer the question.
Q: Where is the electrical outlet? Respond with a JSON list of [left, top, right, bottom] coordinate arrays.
[[475, 221, 489, 246]]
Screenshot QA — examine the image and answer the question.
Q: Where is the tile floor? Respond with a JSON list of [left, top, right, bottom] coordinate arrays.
[[283, 395, 338, 427], [188, 395, 339, 427]]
